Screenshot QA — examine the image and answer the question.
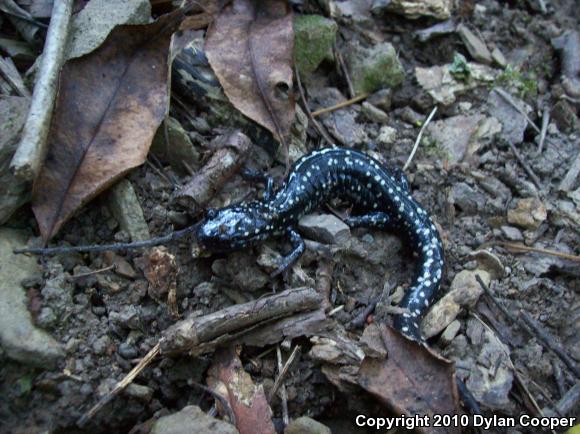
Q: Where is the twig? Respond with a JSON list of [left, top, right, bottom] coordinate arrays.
[[10, 0, 74, 182], [537, 107, 550, 154], [333, 41, 354, 98], [275, 346, 289, 426], [268, 345, 301, 402], [476, 276, 580, 380], [552, 360, 566, 399], [506, 140, 543, 190], [71, 265, 115, 279], [190, 381, 236, 426], [311, 93, 369, 117], [544, 383, 580, 417], [14, 222, 200, 255], [520, 312, 580, 379], [77, 343, 161, 427], [294, 64, 335, 146], [403, 106, 437, 171], [494, 241, 580, 262]]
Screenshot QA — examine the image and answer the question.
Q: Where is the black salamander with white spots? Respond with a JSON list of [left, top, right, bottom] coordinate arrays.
[[196, 148, 444, 340]]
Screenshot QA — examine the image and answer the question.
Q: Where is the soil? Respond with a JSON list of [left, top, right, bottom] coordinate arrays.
[[0, 1, 579, 433]]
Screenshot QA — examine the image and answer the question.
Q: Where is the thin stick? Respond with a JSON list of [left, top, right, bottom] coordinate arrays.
[[10, 0, 74, 181], [276, 346, 289, 426], [71, 265, 115, 279], [495, 241, 580, 262], [294, 64, 335, 146], [334, 42, 354, 98], [268, 345, 301, 402], [506, 140, 543, 189], [77, 343, 161, 427], [311, 93, 369, 117], [537, 107, 550, 154], [520, 312, 580, 379], [403, 106, 437, 171], [476, 276, 580, 380], [14, 223, 200, 255]]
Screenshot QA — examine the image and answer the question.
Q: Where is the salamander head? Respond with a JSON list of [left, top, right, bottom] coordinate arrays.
[[196, 206, 269, 252]]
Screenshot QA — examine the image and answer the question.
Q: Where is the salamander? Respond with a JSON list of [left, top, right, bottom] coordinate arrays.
[[196, 147, 444, 341]]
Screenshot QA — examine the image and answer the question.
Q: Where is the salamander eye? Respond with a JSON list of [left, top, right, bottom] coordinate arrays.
[[206, 208, 217, 219]]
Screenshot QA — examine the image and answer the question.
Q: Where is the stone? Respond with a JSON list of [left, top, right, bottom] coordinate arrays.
[[426, 114, 488, 164], [468, 250, 506, 279], [293, 15, 337, 76], [367, 88, 392, 112], [0, 228, 64, 367], [440, 320, 461, 345], [491, 47, 507, 68], [466, 330, 514, 410], [416, 62, 496, 106], [500, 225, 524, 241], [507, 198, 547, 230], [151, 117, 200, 176], [422, 269, 490, 338], [150, 405, 238, 434], [124, 383, 154, 402], [344, 41, 405, 94], [66, 0, 151, 59], [372, 0, 453, 20], [551, 100, 579, 133], [108, 178, 150, 241], [450, 182, 485, 214], [457, 24, 492, 65], [361, 102, 389, 123], [298, 213, 350, 245], [0, 96, 31, 224], [102, 251, 137, 279], [487, 89, 530, 145], [285, 416, 332, 434], [376, 125, 398, 146]]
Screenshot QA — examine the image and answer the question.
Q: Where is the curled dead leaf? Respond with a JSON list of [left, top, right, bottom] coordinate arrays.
[[32, 9, 186, 241]]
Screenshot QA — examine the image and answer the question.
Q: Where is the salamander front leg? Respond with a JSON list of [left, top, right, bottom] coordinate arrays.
[[344, 212, 391, 229], [240, 168, 275, 201], [271, 227, 305, 277]]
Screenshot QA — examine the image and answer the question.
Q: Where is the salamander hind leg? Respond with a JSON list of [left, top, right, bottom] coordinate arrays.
[[240, 168, 275, 201], [271, 227, 305, 277], [344, 212, 391, 229]]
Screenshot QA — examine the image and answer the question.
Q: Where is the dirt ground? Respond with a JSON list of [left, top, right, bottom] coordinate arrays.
[[0, 0, 579, 433]]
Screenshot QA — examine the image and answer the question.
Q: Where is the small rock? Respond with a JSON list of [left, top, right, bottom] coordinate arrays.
[[457, 24, 492, 64], [109, 305, 141, 330], [422, 269, 490, 338], [151, 117, 200, 176], [344, 41, 405, 94], [487, 90, 530, 145], [491, 47, 507, 68], [414, 20, 457, 43], [285, 416, 331, 434], [372, 0, 453, 20], [469, 250, 506, 279], [108, 179, 150, 241], [293, 15, 337, 76], [440, 320, 461, 345], [92, 335, 112, 355], [298, 213, 350, 245], [0, 228, 64, 367], [66, 0, 151, 59], [450, 182, 486, 214], [118, 342, 138, 359], [361, 102, 389, 123], [150, 405, 238, 434], [376, 125, 398, 146], [507, 198, 547, 230], [367, 88, 392, 112], [500, 225, 524, 241], [426, 114, 488, 164], [102, 251, 137, 279], [416, 62, 496, 106], [0, 96, 31, 224], [124, 383, 154, 402], [550, 100, 579, 133]]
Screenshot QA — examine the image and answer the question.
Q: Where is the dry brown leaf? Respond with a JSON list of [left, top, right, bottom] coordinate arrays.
[[207, 347, 276, 434], [31, 9, 186, 241], [358, 325, 461, 434], [143, 247, 179, 317], [204, 0, 295, 146]]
